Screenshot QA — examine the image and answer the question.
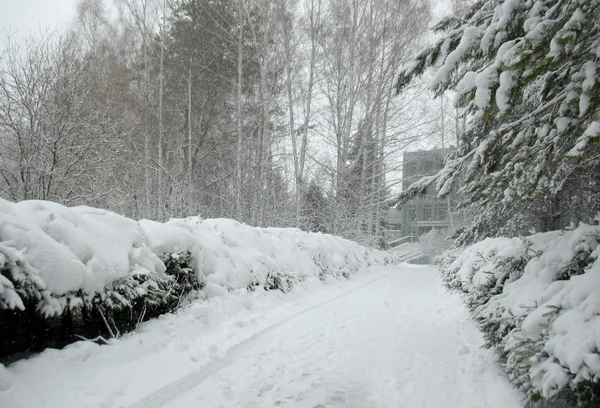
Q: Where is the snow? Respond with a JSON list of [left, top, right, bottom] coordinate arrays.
[[455, 70, 477, 95], [498, 0, 519, 27], [555, 116, 572, 133], [527, 18, 555, 47], [432, 26, 481, 89], [579, 61, 597, 116], [523, 0, 544, 33], [496, 70, 515, 111], [567, 121, 600, 157], [474, 65, 498, 109], [568, 7, 586, 25], [0, 266, 524, 408], [480, 18, 498, 53], [0, 200, 159, 296], [496, 39, 519, 64], [480, 0, 519, 53], [0, 199, 393, 315]]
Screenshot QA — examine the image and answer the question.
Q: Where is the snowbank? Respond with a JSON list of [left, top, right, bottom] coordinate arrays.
[[439, 224, 600, 405], [0, 267, 525, 408], [0, 199, 394, 360]]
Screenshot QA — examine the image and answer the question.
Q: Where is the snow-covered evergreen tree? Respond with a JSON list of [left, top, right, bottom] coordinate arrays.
[[301, 180, 329, 233], [393, 0, 600, 244]]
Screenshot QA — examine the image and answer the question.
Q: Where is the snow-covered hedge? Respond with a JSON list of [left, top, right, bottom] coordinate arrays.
[[0, 199, 394, 360], [439, 224, 600, 405]]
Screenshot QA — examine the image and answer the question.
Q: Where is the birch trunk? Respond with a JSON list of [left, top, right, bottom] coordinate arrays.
[[235, 0, 245, 221], [157, 0, 165, 219]]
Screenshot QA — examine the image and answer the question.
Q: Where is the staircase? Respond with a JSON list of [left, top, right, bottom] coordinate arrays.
[[390, 242, 424, 263]]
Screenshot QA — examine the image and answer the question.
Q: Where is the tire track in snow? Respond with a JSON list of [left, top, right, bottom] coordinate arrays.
[[127, 272, 389, 408]]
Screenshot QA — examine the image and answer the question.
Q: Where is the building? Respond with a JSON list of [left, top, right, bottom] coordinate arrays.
[[382, 207, 404, 243], [399, 148, 456, 237]]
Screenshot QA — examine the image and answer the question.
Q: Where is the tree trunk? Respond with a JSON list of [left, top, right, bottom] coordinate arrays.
[[157, 0, 166, 219], [235, 0, 245, 221]]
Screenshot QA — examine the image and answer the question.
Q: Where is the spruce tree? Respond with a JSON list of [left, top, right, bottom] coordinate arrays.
[[301, 181, 328, 233], [393, 0, 600, 244]]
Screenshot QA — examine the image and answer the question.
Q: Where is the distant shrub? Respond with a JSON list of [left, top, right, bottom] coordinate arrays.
[[418, 228, 453, 261]]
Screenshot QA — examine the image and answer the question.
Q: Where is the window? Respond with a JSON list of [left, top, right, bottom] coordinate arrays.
[[407, 205, 417, 221], [406, 161, 417, 176], [423, 158, 433, 173], [423, 204, 432, 220], [439, 205, 448, 220]]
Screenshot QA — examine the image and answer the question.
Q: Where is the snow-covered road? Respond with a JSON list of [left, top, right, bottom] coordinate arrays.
[[1, 265, 524, 408]]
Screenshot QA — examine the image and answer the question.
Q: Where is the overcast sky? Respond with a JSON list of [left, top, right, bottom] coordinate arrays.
[[0, 0, 78, 50], [1, 0, 452, 49]]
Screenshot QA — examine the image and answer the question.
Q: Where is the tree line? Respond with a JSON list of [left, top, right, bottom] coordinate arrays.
[[0, 0, 431, 245]]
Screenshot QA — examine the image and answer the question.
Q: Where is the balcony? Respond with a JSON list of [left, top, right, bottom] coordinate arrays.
[[416, 220, 450, 227]]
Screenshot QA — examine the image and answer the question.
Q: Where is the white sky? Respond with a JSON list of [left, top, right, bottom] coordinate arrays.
[[0, 0, 452, 52], [0, 0, 78, 51]]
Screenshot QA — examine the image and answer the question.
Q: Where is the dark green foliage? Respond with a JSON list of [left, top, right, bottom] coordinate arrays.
[[556, 250, 595, 281], [162, 251, 204, 296], [0, 251, 53, 313], [263, 271, 303, 294], [0, 251, 202, 363], [301, 181, 329, 233], [458, 249, 531, 354]]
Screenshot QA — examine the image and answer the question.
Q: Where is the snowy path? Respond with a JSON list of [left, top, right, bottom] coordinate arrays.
[[1, 265, 523, 408]]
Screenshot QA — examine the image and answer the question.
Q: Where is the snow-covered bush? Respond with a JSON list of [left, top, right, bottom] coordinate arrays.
[[0, 199, 394, 360], [162, 251, 203, 295], [439, 224, 600, 405], [418, 228, 453, 261]]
